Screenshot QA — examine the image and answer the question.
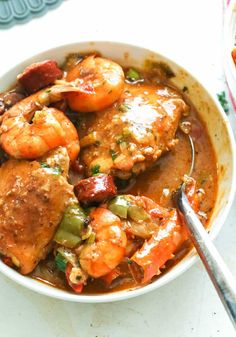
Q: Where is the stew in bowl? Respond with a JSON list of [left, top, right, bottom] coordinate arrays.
[[0, 42, 234, 302]]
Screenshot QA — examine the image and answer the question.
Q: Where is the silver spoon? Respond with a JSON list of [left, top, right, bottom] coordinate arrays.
[[176, 135, 236, 329]]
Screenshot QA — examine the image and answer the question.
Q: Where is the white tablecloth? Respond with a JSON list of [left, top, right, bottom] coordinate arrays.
[[0, 1, 235, 336]]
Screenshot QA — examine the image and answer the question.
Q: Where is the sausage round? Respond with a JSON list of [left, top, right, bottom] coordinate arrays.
[[75, 175, 117, 203], [17, 60, 62, 94]]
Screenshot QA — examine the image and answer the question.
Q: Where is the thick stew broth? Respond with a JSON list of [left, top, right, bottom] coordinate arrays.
[[31, 62, 217, 294], [0, 53, 217, 295]]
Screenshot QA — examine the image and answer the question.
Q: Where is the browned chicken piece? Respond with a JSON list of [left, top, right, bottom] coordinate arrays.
[[80, 83, 189, 179], [40, 146, 70, 178], [0, 147, 76, 274]]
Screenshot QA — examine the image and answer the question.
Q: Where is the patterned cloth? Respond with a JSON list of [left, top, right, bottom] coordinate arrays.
[[0, 0, 62, 28]]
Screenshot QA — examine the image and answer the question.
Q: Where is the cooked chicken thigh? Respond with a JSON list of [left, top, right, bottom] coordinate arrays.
[[80, 83, 188, 179], [0, 147, 75, 274]]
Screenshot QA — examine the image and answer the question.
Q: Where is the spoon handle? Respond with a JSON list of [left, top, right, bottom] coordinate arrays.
[[178, 190, 236, 329]]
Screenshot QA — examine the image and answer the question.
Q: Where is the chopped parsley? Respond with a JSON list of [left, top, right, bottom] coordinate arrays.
[[51, 166, 62, 175], [40, 163, 62, 175], [91, 164, 100, 175], [109, 149, 118, 161], [115, 128, 132, 144], [40, 162, 50, 168], [217, 91, 229, 114]]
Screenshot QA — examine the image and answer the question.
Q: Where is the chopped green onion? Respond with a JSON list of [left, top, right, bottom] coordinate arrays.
[[126, 68, 140, 81], [40, 163, 50, 168], [57, 247, 77, 266], [55, 253, 67, 272], [91, 164, 100, 175], [128, 205, 150, 222], [115, 129, 131, 145], [50, 166, 62, 175], [108, 196, 130, 218]]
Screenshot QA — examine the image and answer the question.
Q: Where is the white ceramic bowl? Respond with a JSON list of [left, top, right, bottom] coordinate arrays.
[[224, 0, 236, 105], [0, 41, 235, 303]]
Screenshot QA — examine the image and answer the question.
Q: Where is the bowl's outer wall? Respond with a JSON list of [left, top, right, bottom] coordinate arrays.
[[0, 41, 235, 303]]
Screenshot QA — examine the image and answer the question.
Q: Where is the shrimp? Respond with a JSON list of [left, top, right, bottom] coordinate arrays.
[[129, 177, 200, 283], [64, 55, 125, 112], [0, 56, 124, 159], [130, 209, 187, 283], [79, 207, 127, 278], [0, 91, 80, 161]]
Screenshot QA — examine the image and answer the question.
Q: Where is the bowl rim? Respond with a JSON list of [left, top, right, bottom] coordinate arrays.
[[0, 40, 235, 303]]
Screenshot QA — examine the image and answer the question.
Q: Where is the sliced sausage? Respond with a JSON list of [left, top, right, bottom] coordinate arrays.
[[17, 60, 62, 94], [75, 174, 117, 203]]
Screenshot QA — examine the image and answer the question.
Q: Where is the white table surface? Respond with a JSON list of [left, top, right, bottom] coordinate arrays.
[[0, 0, 236, 336]]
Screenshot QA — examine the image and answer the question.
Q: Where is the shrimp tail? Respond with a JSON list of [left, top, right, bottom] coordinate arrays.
[[130, 177, 200, 284], [130, 209, 186, 283]]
